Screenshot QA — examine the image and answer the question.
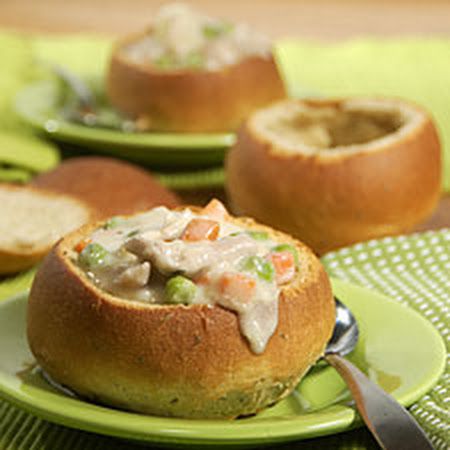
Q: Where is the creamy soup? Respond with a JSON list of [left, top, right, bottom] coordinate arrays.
[[124, 3, 271, 71], [74, 200, 298, 354]]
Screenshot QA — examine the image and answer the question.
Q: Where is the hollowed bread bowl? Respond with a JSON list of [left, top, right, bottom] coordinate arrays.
[[226, 98, 442, 254], [107, 33, 286, 132], [27, 208, 334, 419]]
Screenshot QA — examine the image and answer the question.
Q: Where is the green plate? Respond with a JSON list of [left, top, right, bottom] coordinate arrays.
[[14, 80, 235, 169], [0, 279, 445, 448]]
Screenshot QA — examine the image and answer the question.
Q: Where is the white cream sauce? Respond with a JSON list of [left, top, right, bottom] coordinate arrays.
[[76, 206, 291, 354], [124, 3, 271, 71]]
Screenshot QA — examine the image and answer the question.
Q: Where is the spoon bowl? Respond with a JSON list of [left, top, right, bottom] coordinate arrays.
[[326, 297, 359, 356]]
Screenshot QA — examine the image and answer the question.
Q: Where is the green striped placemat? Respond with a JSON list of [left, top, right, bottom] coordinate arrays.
[[0, 230, 448, 449]]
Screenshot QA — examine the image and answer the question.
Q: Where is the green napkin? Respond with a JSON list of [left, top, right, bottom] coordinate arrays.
[[0, 269, 35, 302], [0, 230, 448, 450], [275, 38, 450, 192], [0, 33, 60, 182], [31, 33, 111, 77], [1, 32, 449, 190]]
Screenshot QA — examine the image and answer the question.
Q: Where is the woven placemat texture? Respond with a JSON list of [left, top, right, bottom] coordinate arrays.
[[0, 230, 448, 449], [322, 229, 450, 450]]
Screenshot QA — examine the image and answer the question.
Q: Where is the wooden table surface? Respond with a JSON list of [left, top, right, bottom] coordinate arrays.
[[0, 0, 449, 231], [2, 0, 450, 40]]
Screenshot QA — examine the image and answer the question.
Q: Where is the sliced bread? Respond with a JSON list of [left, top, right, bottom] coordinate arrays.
[[0, 184, 93, 274]]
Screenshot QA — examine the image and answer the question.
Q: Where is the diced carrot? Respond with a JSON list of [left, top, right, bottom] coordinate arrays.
[[218, 272, 256, 303], [182, 218, 220, 242], [195, 273, 210, 286], [75, 237, 92, 253], [269, 251, 296, 285], [201, 199, 229, 221]]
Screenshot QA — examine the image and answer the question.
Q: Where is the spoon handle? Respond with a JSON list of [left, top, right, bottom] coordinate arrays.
[[325, 353, 434, 450]]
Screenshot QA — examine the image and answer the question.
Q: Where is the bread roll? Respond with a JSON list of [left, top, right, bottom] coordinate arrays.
[[31, 156, 180, 219], [107, 4, 286, 132], [226, 98, 442, 254], [27, 201, 334, 419]]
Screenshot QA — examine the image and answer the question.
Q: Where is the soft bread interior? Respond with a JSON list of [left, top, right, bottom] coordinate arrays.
[[0, 187, 91, 253], [251, 99, 425, 156]]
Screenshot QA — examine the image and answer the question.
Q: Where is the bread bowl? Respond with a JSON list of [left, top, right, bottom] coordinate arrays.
[[0, 184, 93, 274], [107, 4, 286, 132], [226, 98, 442, 255], [27, 199, 334, 419], [31, 156, 180, 219]]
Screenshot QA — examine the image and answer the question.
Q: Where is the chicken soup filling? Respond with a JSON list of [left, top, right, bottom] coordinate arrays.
[[74, 200, 298, 354], [123, 3, 271, 71]]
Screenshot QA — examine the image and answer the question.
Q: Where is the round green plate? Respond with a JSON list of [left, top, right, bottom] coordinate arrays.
[[0, 279, 445, 447], [14, 80, 235, 169]]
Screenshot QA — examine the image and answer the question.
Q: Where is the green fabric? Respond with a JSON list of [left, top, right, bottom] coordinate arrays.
[[0, 33, 60, 181], [0, 269, 35, 302], [1, 32, 449, 190], [276, 38, 450, 192], [0, 32, 226, 189], [0, 230, 448, 449]]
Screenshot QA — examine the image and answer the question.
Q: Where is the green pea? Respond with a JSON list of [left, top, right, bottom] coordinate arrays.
[[165, 276, 198, 305], [79, 243, 109, 269], [126, 229, 139, 238], [247, 231, 269, 241], [154, 54, 176, 69], [103, 217, 122, 230], [242, 256, 274, 282], [272, 244, 300, 266], [203, 22, 234, 39], [183, 51, 204, 69]]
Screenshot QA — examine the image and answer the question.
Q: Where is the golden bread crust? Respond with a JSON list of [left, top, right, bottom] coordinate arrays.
[[226, 98, 442, 255], [27, 212, 334, 418], [0, 249, 46, 275], [107, 34, 286, 132], [31, 156, 180, 219]]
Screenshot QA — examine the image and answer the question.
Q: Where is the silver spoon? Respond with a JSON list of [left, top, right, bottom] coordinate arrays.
[[40, 62, 135, 131], [48, 63, 97, 111], [326, 298, 434, 450]]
